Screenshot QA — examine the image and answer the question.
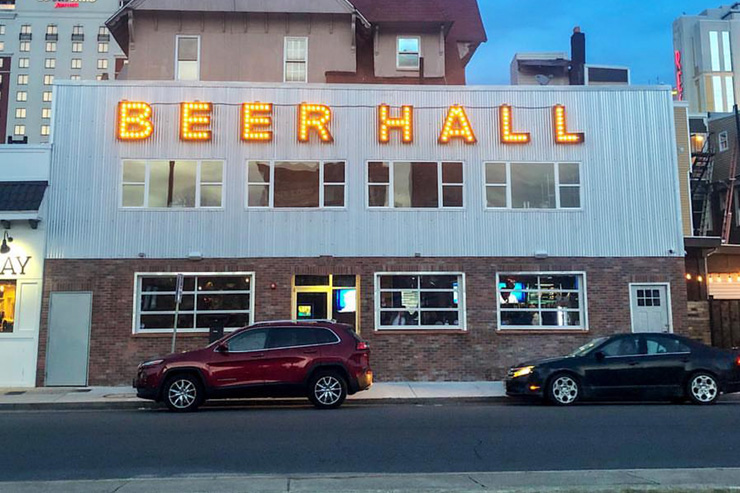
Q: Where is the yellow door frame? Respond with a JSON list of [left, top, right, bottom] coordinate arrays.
[[291, 275, 361, 332]]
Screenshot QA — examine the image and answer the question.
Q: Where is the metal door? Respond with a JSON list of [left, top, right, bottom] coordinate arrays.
[[45, 292, 93, 386], [630, 284, 671, 333]]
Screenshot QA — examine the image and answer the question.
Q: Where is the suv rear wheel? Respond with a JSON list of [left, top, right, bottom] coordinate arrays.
[[308, 371, 347, 409], [164, 374, 204, 412]]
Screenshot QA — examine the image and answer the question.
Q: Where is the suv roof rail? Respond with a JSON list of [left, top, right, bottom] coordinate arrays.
[[250, 319, 338, 325]]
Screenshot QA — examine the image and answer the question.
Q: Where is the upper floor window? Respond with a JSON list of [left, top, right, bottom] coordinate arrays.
[[497, 273, 586, 330], [43, 74, 53, 85], [284, 37, 308, 83], [175, 35, 200, 81], [19, 41, 30, 52], [97, 58, 109, 70], [98, 42, 109, 53], [72, 42, 83, 53], [397, 37, 421, 70], [45, 58, 56, 69], [0, 25, 5, 35], [20, 24, 31, 35], [719, 131, 730, 152], [485, 162, 581, 209], [121, 159, 224, 209], [45, 41, 57, 52], [368, 161, 464, 209], [72, 25, 83, 35], [17, 74, 28, 85], [46, 24, 57, 35], [18, 57, 29, 68], [247, 160, 345, 209], [98, 26, 107, 36], [0, 41, 4, 51]]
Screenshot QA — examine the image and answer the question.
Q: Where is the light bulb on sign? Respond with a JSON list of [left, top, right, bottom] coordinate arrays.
[[117, 101, 154, 141], [553, 104, 585, 144], [298, 103, 333, 143], [241, 103, 273, 142], [438, 105, 477, 144], [180, 102, 213, 141], [499, 105, 530, 144], [378, 104, 414, 144]]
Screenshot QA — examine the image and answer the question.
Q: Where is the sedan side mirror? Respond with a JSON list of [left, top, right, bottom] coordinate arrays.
[[216, 343, 229, 354], [595, 351, 605, 362]]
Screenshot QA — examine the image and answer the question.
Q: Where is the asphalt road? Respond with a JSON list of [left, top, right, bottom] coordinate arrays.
[[1, 401, 740, 482]]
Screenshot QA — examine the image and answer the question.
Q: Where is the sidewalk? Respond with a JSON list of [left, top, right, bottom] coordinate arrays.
[[2, 468, 740, 492], [0, 381, 507, 410]]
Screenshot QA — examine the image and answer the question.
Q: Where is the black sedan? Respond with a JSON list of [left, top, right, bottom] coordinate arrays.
[[505, 333, 740, 405]]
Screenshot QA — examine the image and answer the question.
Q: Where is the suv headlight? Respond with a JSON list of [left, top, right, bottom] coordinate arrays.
[[511, 366, 535, 378], [140, 359, 164, 368]]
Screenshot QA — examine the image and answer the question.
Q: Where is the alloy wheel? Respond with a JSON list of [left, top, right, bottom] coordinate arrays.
[[690, 374, 718, 403], [551, 375, 579, 405], [315, 376, 342, 406], [168, 379, 197, 409]]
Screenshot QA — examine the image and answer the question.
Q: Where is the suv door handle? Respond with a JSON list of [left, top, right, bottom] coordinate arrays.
[[250, 353, 265, 359], [302, 349, 318, 354]]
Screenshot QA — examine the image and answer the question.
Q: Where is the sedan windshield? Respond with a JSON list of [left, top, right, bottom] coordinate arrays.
[[567, 337, 608, 357]]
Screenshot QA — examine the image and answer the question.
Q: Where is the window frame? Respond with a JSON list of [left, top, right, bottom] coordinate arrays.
[[366, 160, 466, 210], [374, 272, 467, 332], [19, 41, 30, 52], [44, 58, 56, 69], [245, 160, 348, 210], [97, 42, 109, 53], [41, 125, 50, 137], [396, 35, 421, 71], [719, 130, 730, 152], [496, 271, 589, 331], [174, 34, 200, 81], [283, 36, 308, 83], [132, 272, 256, 335], [13, 124, 25, 136], [120, 159, 226, 211], [18, 58, 29, 69], [483, 161, 583, 211]]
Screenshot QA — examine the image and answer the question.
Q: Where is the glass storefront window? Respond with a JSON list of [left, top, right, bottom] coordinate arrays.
[[135, 274, 253, 333], [0, 281, 16, 333]]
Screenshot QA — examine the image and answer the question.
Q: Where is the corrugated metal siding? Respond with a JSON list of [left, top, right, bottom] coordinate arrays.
[[47, 81, 685, 260], [674, 104, 693, 237]]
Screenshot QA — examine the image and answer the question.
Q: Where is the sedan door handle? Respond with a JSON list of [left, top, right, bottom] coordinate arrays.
[[628, 361, 640, 366]]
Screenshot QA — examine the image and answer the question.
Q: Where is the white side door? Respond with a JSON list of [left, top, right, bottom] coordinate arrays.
[[629, 284, 671, 333]]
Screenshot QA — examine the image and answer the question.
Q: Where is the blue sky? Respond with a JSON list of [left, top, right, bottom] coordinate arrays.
[[467, 0, 715, 86]]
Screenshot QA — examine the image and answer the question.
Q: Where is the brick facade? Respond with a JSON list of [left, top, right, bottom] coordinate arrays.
[[37, 256, 689, 386]]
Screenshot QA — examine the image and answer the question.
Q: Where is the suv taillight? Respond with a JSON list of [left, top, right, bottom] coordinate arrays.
[[356, 341, 369, 351]]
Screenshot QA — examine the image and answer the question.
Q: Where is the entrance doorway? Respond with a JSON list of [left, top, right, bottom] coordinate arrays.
[[629, 283, 672, 333], [292, 275, 359, 330]]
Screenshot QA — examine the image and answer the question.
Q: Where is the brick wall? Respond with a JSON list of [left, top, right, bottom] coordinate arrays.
[[686, 301, 712, 345], [37, 256, 688, 386]]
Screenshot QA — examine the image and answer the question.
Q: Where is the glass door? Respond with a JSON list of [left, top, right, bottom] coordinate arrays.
[[293, 275, 359, 330]]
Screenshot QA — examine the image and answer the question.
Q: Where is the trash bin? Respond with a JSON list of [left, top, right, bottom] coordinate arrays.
[[207, 315, 228, 344]]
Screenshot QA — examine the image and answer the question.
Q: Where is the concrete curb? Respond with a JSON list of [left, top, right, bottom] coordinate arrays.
[[0, 396, 511, 411]]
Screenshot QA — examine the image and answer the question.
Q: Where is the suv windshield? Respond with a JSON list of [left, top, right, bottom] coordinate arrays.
[[567, 337, 608, 357]]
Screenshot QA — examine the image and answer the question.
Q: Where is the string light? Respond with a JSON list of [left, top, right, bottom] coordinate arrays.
[[117, 101, 153, 141], [180, 102, 213, 141], [298, 103, 333, 143], [438, 105, 476, 144], [378, 104, 413, 144], [553, 104, 585, 144], [499, 105, 530, 144], [697, 275, 704, 283], [241, 103, 273, 142], [686, 273, 692, 280]]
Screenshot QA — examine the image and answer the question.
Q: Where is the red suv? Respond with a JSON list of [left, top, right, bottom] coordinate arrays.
[[133, 321, 372, 412]]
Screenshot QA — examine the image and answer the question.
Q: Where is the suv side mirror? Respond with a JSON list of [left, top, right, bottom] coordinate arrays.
[[595, 351, 605, 362], [216, 343, 229, 354]]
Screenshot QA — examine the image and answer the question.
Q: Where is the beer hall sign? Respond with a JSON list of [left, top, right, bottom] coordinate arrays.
[[116, 102, 585, 145]]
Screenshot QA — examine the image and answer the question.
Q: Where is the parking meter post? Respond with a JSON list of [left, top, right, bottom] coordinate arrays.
[[171, 274, 184, 354]]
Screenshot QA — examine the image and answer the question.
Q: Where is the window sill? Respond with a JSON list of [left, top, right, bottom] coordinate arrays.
[[132, 332, 210, 338], [120, 208, 225, 212], [484, 208, 584, 213], [496, 329, 589, 335], [373, 329, 467, 335]]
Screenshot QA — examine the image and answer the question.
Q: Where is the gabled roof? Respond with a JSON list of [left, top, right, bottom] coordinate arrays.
[[350, 0, 486, 44], [0, 181, 48, 212], [115, 0, 361, 15]]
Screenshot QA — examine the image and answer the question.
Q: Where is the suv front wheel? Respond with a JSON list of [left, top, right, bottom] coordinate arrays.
[[163, 374, 204, 412], [308, 371, 347, 409]]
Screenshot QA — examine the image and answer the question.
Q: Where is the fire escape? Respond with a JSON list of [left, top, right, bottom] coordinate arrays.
[[690, 136, 715, 236]]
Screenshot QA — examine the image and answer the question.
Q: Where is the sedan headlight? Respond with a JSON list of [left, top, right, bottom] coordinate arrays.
[[140, 359, 164, 368], [511, 366, 535, 378]]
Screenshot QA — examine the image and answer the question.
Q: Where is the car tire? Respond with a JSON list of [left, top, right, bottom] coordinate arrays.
[[547, 373, 581, 406], [163, 374, 204, 412], [308, 371, 347, 409], [687, 372, 720, 405]]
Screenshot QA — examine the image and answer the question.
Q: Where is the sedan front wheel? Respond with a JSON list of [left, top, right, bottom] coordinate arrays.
[[548, 374, 580, 406]]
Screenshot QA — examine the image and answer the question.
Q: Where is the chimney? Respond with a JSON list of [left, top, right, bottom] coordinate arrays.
[[569, 26, 586, 86]]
